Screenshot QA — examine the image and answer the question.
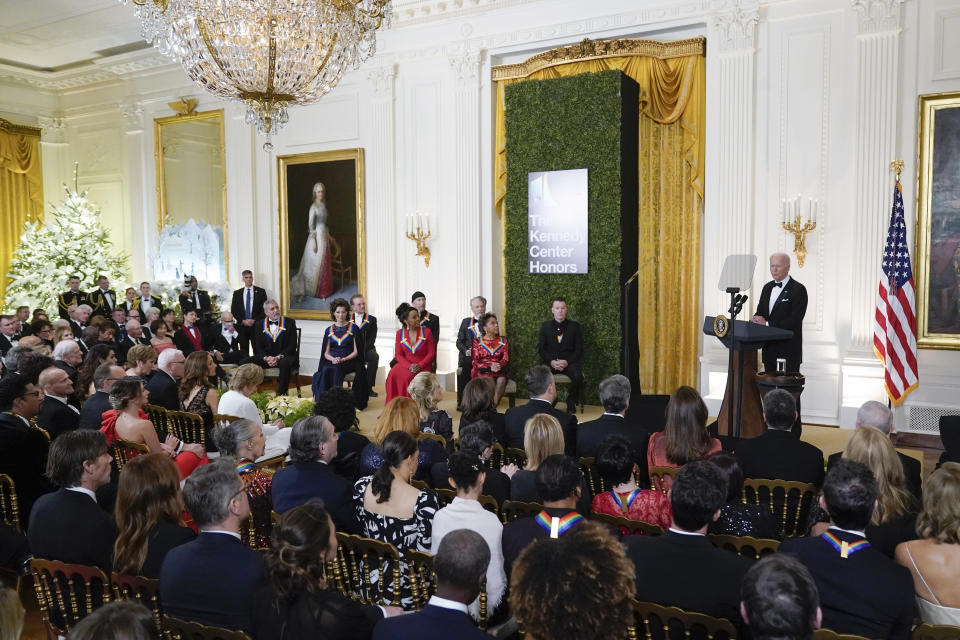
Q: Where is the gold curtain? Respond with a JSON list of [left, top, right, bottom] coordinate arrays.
[[0, 120, 44, 307], [494, 38, 705, 394]]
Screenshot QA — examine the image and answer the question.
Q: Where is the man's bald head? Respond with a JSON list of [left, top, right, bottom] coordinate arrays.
[[855, 400, 893, 435]]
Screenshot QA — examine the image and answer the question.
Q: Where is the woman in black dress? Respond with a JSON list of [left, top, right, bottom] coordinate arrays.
[[706, 451, 780, 539]]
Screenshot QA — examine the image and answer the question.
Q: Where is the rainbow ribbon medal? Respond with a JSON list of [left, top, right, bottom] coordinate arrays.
[[556, 332, 564, 344], [535, 510, 583, 539], [611, 489, 641, 515], [401, 328, 426, 354], [328, 323, 354, 346], [235, 460, 257, 475], [820, 531, 870, 559], [479, 338, 505, 356]]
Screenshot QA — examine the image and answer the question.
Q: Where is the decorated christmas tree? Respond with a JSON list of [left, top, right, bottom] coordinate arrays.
[[5, 165, 129, 311]]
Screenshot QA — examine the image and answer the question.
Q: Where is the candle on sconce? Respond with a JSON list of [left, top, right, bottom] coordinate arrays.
[[426, 215, 431, 235]]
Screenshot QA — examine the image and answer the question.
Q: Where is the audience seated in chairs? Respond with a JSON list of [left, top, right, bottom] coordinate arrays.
[[356, 397, 447, 485], [159, 458, 265, 634], [75, 343, 117, 403], [741, 554, 822, 640], [253, 501, 400, 640], [271, 415, 359, 534], [113, 454, 196, 580], [123, 344, 156, 380], [27, 430, 115, 571], [502, 454, 585, 574], [35, 365, 80, 439], [353, 431, 439, 610], [218, 363, 286, 433], [431, 450, 507, 618], [79, 364, 124, 430], [179, 350, 220, 450], [576, 374, 650, 485], [409, 371, 453, 452], [248, 300, 299, 396], [314, 386, 370, 479], [707, 451, 781, 539], [504, 365, 577, 456], [101, 377, 207, 479], [780, 459, 914, 640], [214, 419, 273, 549], [145, 349, 184, 412], [591, 434, 671, 530], [67, 600, 159, 640], [895, 462, 960, 626], [510, 520, 636, 640], [0, 372, 53, 523], [646, 386, 721, 491], [431, 421, 515, 505], [373, 529, 492, 640], [511, 414, 590, 515], [459, 377, 508, 447], [624, 459, 752, 624]]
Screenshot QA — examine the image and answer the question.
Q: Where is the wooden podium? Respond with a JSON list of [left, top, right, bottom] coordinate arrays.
[[703, 317, 792, 439]]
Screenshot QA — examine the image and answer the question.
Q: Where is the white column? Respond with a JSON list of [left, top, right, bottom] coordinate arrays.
[[37, 116, 68, 209], [120, 101, 152, 281], [450, 50, 483, 309]]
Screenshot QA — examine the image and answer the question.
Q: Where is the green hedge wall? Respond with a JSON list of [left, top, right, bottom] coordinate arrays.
[[504, 70, 630, 404]]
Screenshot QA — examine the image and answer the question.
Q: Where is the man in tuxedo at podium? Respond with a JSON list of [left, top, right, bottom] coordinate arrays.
[[751, 253, 807, 373]]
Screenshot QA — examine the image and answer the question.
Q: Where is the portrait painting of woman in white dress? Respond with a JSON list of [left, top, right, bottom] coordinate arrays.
[[291, 182, 334, 302]]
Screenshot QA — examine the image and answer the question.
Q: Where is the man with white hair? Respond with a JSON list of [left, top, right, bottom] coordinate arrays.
[[68, 304, 93, 339], [52, 340, 83, 381], [751, 252, 808, 375], [826, 400, 922, 499], [248, 300, 298, 395], [117, 318, 150, 365], [145, 349, 185, 411]]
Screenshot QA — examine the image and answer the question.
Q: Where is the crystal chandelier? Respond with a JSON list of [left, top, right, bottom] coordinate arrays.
[[121, 0, 392, 150]]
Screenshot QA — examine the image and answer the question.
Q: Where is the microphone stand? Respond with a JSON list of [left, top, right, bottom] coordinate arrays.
[[726, 288, 748, 438], [622, 271, 640, 391]]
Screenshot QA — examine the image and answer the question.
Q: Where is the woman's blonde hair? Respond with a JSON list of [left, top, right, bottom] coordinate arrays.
[[408, 371, 439, 421], [842, 426, 915, 524], [228, 363, 265, 391], [916, 462, 960, 544], [373, 396, 420, 445], [523, 413, 565, 470], [125, 344, 156, 367]]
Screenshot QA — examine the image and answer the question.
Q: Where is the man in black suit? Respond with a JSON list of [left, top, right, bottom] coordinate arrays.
[[135, 282, 163, 324], [0, 373, 52, 522], [230, 269, 268, 356], [625, 460, 753, 623], [68, 304, 92, 339], [116, 319, 150, 366], [173, 310, 208, 356], [455, 296, 486, 409], [11, 306, 31, 339], [110, 309, 130, 343], [160, 459, 266, 634], [270, 416, 358, 533], [28, 430, 115, 570], [146, 349, 185, 411], [350, 294, 379, 397], [741, 554, 822, 640], [248, 300, 299, 395], [52, 340, 83, 382], [752, 252, 808, 374], [36, 366, 80, 439], [210, 312, 246, 365], [736, 389, 824, 485], [576, 374, 649, 484], [505, 365, 577, 456], [411, 291, 440, 346], [373, 529, 492, 640], [0, 315, 18, 358], [87, 276, 117, 320], [120, 287, 137, 318], [825, 401, 922, 500], [79, 365, 125, 430], [179, 275, 213, 326], [780, 460, 913, 639], [502, 454, 585, 574], [537, 297, 584, 413], [57, 276, 87, 320]]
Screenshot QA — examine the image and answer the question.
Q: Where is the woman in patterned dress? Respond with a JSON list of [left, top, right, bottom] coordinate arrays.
[[470, 312, 510, 407], [591, 435, 672, 530], [214, 419, 273, 548]]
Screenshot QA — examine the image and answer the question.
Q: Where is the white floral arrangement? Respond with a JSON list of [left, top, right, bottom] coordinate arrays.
[[150, 279, 234, 315], [262, 394, 316, 427]]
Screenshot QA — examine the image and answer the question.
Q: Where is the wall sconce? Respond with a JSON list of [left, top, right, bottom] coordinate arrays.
[[406, 213, 432, 268], [781, 195, 819, 268]]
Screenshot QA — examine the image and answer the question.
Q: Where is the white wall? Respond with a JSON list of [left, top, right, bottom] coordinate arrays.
[[1, 0, 958, 427]]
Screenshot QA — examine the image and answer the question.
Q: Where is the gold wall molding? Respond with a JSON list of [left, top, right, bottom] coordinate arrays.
[[0, 118, 42, 138], [492, 37, 706, 81]]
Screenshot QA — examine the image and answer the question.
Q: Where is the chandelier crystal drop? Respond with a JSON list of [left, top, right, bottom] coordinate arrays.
[[121, 0, 392, 149]]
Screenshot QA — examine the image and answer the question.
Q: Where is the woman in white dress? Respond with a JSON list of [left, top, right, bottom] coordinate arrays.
[[217, 363, 289, 458], [291, 182, 333, 302]]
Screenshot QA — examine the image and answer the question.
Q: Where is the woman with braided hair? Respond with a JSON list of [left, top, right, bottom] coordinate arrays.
[[251, 501, 402, 640]]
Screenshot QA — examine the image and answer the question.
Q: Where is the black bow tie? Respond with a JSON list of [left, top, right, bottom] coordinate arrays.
[[774, 281, 783, 288], [269, 320, 279, 326]]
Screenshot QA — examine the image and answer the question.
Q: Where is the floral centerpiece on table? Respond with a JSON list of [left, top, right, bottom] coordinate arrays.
[[252, 393, 315, 427]]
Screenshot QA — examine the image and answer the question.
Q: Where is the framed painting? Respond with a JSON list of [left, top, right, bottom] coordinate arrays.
[[277, 149, 366, 321], [917, 92, 960, 349]]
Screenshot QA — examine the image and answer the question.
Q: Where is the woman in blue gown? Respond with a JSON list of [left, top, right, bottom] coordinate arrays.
[[313, 298, 368, 407]]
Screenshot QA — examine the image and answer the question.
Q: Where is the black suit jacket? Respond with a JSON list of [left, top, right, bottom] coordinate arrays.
[[351, 313, 378, 354], [145, 370, 180, 412], [36, 396, 80, 439], [826, 449, 921, 502], [755, 277, 808, 372], [134, 295, 163, 323], [141, 521, 196, 579], [456, 316, 482, 364], [28, 488, 115, 571], [211, 329, 245, 364], [502, 507, 584, 574], [117, 335, 150, 366], [70, 320, 84, 339], [575, 413, 650, 483], [160, 532, 265, 634], [537, 318, 583, 364], [0, 334, 14, 358], [180, 289, 213, 323], [54, 360, 77, 382], [505, 398, 578, 456], [231, 286, 268, 323], [625, 530, 752, 622], [173, 325, 209, 355], [0, 412, 53, 522], [419, 311, 440, 345], [253, 317, 299, 359], [57, 291, 88, 319], [271, 461, 359, 534], [79, 391, 113, 430], [780, 529, 914, 640], [87, 289, 117, 318], [735, 429, 825, 486], [373, 603, 491, 640]]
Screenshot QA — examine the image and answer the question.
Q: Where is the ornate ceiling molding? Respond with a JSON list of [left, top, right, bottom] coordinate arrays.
[[0, 49, 174, 92], [0, 118, 42, 138]]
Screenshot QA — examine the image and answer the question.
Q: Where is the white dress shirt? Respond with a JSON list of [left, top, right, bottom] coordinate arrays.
[[427, 595, 469, 614], [47, 394, 80, 414], [66, 486, 97, 502], [218, 390, 287, 459], [768, 275, 791, 315]]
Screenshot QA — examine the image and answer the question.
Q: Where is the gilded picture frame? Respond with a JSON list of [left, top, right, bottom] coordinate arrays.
[[277, 148, 366, 321], [916, 92, 960, 349]]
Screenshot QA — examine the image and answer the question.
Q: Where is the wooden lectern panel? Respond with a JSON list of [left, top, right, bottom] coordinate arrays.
[[717, 349, 766, 439]]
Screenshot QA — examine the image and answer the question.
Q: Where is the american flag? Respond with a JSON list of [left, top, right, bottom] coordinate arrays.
[[873, 178, 918, 405]]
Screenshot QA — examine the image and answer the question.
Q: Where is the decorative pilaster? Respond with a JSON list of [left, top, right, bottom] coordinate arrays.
[[120, 100, 152, 279], [36, 116, 66, 143], [450, 49, 483, 308]]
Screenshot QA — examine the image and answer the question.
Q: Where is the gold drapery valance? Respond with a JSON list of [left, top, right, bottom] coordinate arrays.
[[0, 119, 44, 306], [494, 37, 705, 394]]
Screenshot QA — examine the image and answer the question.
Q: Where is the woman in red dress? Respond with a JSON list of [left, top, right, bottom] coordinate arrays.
[[591, 435, 671, 530], [646, 386, 721, 492], [385, 303, 436, 404], [470, 312, 509, 407]]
